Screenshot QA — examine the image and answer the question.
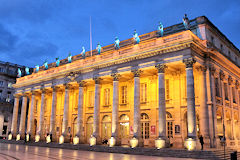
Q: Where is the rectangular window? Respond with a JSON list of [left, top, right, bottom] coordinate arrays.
[[88, 91, 94, 107], [121, 86, 127, 104], [140, 83, 147, 103], [7, 82, 12, 88], [0, 90, 2, 98], [0, 81, 3, 87], [6, 91, 11, 102], [211, 36, 214, 45], [232, 87, 236, 103], [166, 79, 170, 99], [35, 100, 38, 113], [224, 83, 228, 100], [215, 78, 220, 97], [220, 44, 223, 52], [104, 88, 110, 106]]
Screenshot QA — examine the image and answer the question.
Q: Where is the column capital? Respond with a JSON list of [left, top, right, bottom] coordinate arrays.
[[219, 70, 225, 80], [183, 57, 196, 68], [77, 80, 85, 87], [111, 73, 121, 81], [31, 90, 38, 96], [51, 85, 60, 92], [63, 83, 72, 90], [155, 64, 168, 73], [131, 69, 142, 77], [228, 76, 233, 85], [40, 87, 47, 94], [13, 94, 21, 98], [235, 80, 239, 89], [93, 77, 102, 84]]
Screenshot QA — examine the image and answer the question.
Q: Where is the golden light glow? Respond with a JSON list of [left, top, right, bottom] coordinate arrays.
[[130, 137, 138, 148], [46, 135, 51, 143], [89, 136, 96, 146], [184, 138, 196, 151], [109, 137, 116, 147], [8, 134, 12, 140], [35, 135, 40, 142], [73, 136, 79, 145], [155, 138, 165, 149], [59, 135, 64, 144], [26, 134, 29, 142], [16, 134, 20, 141]]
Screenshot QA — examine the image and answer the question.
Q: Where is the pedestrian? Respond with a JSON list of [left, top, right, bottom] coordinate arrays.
[[199, 135, 204, 150], [24, 133, 27, 143]]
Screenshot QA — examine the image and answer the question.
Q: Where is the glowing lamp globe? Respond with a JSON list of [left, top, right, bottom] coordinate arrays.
[[89, 136, 96, 146], [35, 135, 40, 142], [130, 137, 138, 148], [155, 138, 165, 149], [8, 134, 12, 140], [184, 138, 196, 151], [73, 136, 79, 145], [109, 137, 116, 147], [16, 134, 20, 141], [59, 135, 64, 144]]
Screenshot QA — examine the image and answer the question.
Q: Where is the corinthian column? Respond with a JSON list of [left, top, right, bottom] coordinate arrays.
[[155, 64, 167, 149], [11, 95, 20, 138], [60, 84, 71, 143], [109, 73, 120, 147], [90, 77, 101, 146], [75, 81, 85, 144], [19, 95, 28, 139], [27, 91, 36, 140], [130, 69, 143, 148], [183, 57, 197, 150], [37, 88, 46, 141], [49, 86, 58, 142]]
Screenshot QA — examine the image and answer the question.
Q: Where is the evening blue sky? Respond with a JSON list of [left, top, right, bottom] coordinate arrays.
[[0, 0, 239, 67]]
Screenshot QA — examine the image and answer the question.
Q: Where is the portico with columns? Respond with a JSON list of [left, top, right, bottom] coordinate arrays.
[[9, 16, 240, 150]]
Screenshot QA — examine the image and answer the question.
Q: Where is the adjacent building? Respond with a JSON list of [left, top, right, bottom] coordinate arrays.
[[10, 16, 240, 150]]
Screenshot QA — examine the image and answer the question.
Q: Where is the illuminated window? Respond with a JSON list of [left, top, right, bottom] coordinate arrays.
[[211, 36, 214, 45], [215, 78, 220, 97], [7, 82, 12, 88], [6, 91, 11, 102], [141, 113, 149, 139], [166, 79, 170, 99], [119, 114, 129, 138], [232, 87, 236, 103], [224, 83, 228, 100], [120, 86, 127, 104], [104, 88, 110, 106], [140, 83, 147, 103], [166, 112, 173, 138], [0, 90, 2, 98], [88, 91, 94, 107]]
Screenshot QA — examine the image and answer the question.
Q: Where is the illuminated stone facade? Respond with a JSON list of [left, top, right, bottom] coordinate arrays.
[[10, 16, 240, 149]]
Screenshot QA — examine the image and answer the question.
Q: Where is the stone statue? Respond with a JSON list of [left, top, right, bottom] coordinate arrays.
[[183, 14, 190, 30], [35, 65, 39, 73], [25, 67, 30, 75], [44, 60, 48, 70], [56, 57, 60, 67], [114, 36, 120, 49], [133, 30, 140, 44], [97, 43, 102, 55], [81, 46, 86, 58], [157, 22, 164, 37], [68, 53, 72, 63], [17, 68, 21, 77]]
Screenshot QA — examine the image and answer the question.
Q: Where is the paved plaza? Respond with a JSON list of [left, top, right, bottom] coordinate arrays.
[[0, 143, 201, 160]]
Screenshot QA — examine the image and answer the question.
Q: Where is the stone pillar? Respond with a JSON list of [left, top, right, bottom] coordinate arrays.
[[199, 66, 210, 143], [155, 64, 167, 149], [37, 88, 46, 141], [130, 69, 143, 148], [91, 77, 101, 145], [27, 91, 36, 140], [109, 73, 120, 147], [183, 57, 197, 150], [19, 95, 28, 139], [11, 95, 20, 138], [60, 84, 71, 143], [76, 81, 84, 143], [50, 86, 58, 142]]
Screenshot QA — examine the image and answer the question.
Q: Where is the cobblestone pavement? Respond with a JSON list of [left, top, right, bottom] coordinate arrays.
[[0, 143, 201, 160]]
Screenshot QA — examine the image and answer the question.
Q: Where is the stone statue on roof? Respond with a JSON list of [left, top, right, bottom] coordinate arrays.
[[81, 46, 86, 58], [68, 53, 72, 63], [133, 30, 140, 44], [183, 14, 190, 30], [97, 43, 102, 55], [157, 22, 164, 37], [44, 60, 48, 70], [56, 57, 60, 67], [35, 65, 39, 73], [25, 67, 30, 75], [17, 68, 21, 77], [114, 37, 120, 49]]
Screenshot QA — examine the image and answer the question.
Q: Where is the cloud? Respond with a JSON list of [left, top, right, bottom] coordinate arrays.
[[0, 23, 18, 51]]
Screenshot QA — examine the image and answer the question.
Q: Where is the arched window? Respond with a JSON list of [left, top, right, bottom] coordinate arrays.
[[119, 114, 129, 138], [226, 112, 232, 139], [216, 109, 223, 136], [141, 113, 149, 139], [86, 116, 93, 142], [101, 115, 111, 140], [166, 112, 173, 138]]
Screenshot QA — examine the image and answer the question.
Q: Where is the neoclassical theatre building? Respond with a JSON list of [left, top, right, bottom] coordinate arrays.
[[9, 16, 240, 150]]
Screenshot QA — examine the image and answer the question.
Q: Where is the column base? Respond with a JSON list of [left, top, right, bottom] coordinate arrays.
[[8, 134, 12, 140], [130, 137, 144, 148], [35, 134, 40, 142], [108, 137, 121, 147], [73, 136, 79, 145], [155, 137, 166, 149], [184, 138, 196, 151], [46, 135, 51, 143], [59, 135, 64, 144], [89, 136, 97, 146]]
